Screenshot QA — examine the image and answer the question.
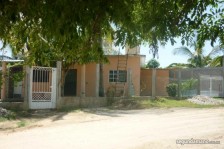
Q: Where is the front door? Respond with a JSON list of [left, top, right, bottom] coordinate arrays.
[[64, 69, 77, 96]]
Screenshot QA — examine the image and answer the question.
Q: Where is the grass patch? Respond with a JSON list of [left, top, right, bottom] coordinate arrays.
[[0, 109, 33, 123], [0, 109, 16, 120], [0, 117, 8, 122], [142, 98, 215, 108], [111, 97, 223, 110], [17, 120, 27, 128]]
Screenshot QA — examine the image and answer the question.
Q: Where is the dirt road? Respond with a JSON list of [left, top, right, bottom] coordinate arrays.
[[0, 108, 224, 149]]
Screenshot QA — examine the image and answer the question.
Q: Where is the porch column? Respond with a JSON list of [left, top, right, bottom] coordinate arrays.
[[95, 64, 99, 97], [81, 64, 86, 97], [222, 56, 224, 97], [127, 68, 132, 97], [1, 61, 7, 100]]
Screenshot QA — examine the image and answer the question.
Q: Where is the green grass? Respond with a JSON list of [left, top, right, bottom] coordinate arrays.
[[17, 120, 27, 128], [111, 97, 224, 109], [141, 98, 215, 108], [0, 109, 32, 122], [0, 117, 8, 122]]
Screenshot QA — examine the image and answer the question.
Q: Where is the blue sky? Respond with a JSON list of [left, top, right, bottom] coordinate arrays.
[[140, 38, 216, 68]]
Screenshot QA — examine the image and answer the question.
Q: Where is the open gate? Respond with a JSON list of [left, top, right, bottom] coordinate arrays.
[[29, 66, 57, 109]]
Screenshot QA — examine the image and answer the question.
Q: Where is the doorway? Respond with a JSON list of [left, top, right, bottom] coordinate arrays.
[[64, 69, 77, 96]]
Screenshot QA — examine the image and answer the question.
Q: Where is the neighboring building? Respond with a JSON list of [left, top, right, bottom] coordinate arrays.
[[0, 43, 24, 100]]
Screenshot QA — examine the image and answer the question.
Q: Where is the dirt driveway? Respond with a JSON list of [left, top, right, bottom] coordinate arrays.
[[0, 107, 224, 149]]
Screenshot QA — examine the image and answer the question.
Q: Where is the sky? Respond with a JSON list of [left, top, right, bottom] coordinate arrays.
[[0, 41, 13, 58], [140, 38, 217, 68]]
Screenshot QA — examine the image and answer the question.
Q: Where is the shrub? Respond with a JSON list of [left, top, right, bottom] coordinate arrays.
[[181, 79, 198, 91], [0, 107, 16, 120], [166, 83, 178, 97], [181, 79, 198, 97]]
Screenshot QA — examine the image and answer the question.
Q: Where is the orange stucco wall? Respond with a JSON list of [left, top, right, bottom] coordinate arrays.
[[63, 63, 97, 97], [103, 55, 141, 96], [155, 69, 169, 96], [140, 69, 152, 96], [64, 55, 141, 97], [140, 69, 170, 96]]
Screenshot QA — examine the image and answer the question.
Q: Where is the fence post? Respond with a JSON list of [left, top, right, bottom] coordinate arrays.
[[95, 64, 100, 97], [81, 64, 86, 98], [127, 68, 134, 97], [197, 74, 201, 96], [23, 66, 30, 109], [177, 69, 181, 98], [1, 61, 7, 100], [152, 68, 156, 98], [222, 66, 224, 97], [56, 61, 62, 108]]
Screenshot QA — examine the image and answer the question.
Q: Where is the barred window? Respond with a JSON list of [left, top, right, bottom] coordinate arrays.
[[33, 70, 49, 82], [109, 70, 127, 82]]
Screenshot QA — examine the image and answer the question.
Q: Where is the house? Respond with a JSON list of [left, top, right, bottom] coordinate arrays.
[[2, 39, 224, 110], [0, 45, 147, 109], [61, 54, 144, 97], [57, 47, 146, 109], [2, 43, 223, 110]]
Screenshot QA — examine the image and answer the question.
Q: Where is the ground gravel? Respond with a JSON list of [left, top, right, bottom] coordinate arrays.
[[187, 95, 224, 105]]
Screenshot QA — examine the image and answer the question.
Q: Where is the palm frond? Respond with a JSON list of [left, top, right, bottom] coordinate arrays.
[[173, 46, 194, 58], [207, 45, 224, 58], [209, 56, 223, 67]]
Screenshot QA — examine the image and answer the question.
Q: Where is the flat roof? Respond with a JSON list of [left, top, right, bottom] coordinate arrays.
[[0, 59, 24, 62]]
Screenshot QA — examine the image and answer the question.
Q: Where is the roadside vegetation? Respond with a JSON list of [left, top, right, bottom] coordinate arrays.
[[0, 97, 223, 131], [110, 97, 224, 110], [0, 107, 32, 128]]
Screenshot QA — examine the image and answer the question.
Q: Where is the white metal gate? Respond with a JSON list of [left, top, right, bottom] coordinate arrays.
[[200, 75, 223, 97], [29, 66, 57, 109]]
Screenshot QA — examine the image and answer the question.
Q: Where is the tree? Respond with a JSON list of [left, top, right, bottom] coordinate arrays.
[[146, 59, 160, 68], [0, 0, 223, 65], [167, 63, 191, 69], [172, 42, 221, 68]]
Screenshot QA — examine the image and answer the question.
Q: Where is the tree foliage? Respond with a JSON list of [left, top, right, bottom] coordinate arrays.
[[0, 0, 223, 65], [146, 59, 160, 68], [172, 41, 223, 68]]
